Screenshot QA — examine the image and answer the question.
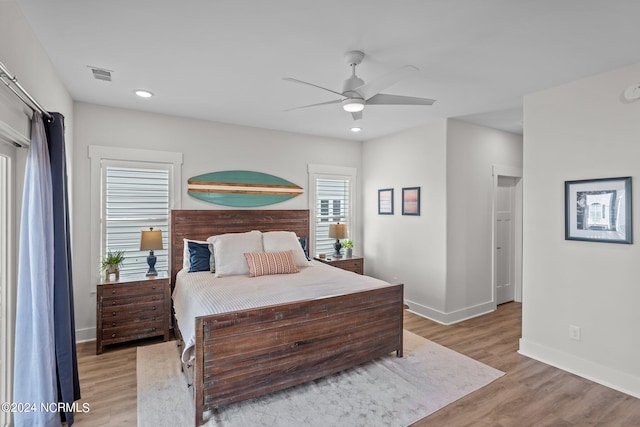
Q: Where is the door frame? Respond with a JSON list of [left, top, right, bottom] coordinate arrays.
[[491, 165, 523, 307], [0, 144, 15, 427]]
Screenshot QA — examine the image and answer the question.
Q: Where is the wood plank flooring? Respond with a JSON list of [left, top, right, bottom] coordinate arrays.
[[71, 302, 640, 426]]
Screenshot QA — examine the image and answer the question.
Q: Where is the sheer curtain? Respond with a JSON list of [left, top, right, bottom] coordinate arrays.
[[13, 113, 58, 426]]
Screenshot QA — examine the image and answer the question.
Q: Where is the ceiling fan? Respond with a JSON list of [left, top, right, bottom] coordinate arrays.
[[283, 51, 435, 122]]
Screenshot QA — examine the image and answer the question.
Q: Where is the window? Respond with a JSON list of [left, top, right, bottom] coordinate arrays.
[[89, 146, 182, 285], [103, 164, 170, 276], [315, 178, 350, 255], [308, 165, 357, 256]]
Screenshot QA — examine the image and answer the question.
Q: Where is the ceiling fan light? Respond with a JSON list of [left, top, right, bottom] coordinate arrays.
[[342, 98, 365, 112], [350, 126, 362, 133]]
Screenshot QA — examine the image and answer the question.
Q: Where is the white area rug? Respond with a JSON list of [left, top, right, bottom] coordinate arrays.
[[137, 331, 503, 427]]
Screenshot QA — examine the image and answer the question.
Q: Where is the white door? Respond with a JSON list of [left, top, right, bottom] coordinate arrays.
[[495, 176, 516, 304]]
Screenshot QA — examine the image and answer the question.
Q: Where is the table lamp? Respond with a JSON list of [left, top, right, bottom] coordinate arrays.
[[328, 223, 348, 258], [140, 227, 163, 276]]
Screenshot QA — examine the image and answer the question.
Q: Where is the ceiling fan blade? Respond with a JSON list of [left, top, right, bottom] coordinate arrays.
[[366, 93, 436, 106], [283, 77, 345, 97], [351, 111, 363, 121], [284, 99, 342, 112], [355, 65, 419, 100]]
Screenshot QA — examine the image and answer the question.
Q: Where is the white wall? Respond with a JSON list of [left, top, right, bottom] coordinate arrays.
[[446, 119, 522, 316], [362, 118, 523, 324], [363, 120, 449, 315], [520, 62, 640, 397], [72, 102, 362, 340]]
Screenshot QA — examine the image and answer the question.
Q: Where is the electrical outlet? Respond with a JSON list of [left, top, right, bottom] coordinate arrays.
[[569, 325, 581, 341]]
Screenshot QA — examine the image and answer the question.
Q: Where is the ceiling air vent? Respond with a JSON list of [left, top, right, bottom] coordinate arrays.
[[89, 66, 112, 82]]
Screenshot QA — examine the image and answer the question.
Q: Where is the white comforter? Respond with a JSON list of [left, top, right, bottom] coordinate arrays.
[[172, 260, 394, 362]]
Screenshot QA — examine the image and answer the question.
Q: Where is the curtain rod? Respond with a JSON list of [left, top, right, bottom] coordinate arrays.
[[0, 60, 54, 122]]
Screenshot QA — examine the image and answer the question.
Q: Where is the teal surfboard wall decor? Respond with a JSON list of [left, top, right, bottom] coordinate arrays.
[[187, 170, 303, 207]]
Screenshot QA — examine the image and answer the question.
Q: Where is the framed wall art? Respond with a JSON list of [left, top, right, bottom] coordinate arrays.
[[378, 188, 394, 215], [402, 187, 421, 216], [565, 176, 632, 244]]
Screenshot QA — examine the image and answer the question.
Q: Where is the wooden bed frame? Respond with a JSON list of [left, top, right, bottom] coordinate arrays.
[[170, 209, 404, 426]]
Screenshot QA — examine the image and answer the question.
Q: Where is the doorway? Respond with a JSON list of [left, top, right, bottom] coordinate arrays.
[[492, 166, 522, 306]]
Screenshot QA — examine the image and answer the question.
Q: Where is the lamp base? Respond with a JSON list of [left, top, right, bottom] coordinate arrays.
[[333, 239, 343, 259], [146, 251, 158, 276]]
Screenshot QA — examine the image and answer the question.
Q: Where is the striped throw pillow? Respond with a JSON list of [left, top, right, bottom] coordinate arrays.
[[244, 250, 300, 277]]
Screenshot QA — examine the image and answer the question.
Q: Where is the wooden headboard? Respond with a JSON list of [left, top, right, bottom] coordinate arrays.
[[170, 209, 309, 286]]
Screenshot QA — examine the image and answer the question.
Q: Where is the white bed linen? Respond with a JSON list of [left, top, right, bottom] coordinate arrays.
[[172, 260, 394, 362]]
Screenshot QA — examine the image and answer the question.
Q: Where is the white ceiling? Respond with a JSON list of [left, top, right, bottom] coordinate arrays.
[[14, 0, 640, 141]]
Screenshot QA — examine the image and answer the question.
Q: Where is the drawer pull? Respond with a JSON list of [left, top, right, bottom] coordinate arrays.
[[112, 301, 117, 305], [151, 327, 156, 332], [112, 290, 116, 294], [152, 286, 156, 290], [152, 296, 157, 301], [111, 333, 116, 338], [112, 312, 116, 316], [111, 322, 116, 327], [152, 306, 157, 311], [152, 316, 156, 321]]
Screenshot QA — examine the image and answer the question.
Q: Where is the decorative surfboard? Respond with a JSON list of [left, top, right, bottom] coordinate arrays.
[[187, 170, 303, 207]]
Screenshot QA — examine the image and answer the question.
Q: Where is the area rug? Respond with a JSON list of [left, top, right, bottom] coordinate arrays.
[[137, 331, 503, 427]]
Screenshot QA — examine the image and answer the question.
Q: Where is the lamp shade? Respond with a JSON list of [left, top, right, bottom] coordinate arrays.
[[328, 223, 348, 239], [140, 228, 163, 251]]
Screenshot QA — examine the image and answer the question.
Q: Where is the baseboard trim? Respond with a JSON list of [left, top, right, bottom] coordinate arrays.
[[75, 327, 96, 343], [405, 299, 495, 325], [519, 338, 640, 399]]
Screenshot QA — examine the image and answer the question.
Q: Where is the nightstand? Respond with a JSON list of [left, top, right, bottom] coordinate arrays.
[[314, 255, 364, 275], [96, 273, 171, 354]]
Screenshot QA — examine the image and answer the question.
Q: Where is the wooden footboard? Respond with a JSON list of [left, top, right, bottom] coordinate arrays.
[[192, 284, 404, 426]]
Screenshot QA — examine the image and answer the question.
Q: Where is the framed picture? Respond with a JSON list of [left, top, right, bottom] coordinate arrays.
[[402, 187, 421, 216], [565, 177, 632, 244], [378, 188, 394, 215]]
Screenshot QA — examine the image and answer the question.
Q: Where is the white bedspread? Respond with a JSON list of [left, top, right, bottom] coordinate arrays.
[[172, 260, 394, 362]]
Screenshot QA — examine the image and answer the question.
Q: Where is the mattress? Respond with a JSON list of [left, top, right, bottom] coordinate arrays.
[[172, 260, 394, 362]]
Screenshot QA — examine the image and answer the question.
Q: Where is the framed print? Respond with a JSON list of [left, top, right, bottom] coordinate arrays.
[[402, 187, 421, 216], [378, 188, 394, 215], [565, 177, 632, 244]]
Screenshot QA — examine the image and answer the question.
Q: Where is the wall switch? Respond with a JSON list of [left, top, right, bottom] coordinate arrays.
[[569, 325, 581, 341]]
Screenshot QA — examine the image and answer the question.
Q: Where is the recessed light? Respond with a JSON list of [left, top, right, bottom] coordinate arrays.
[[350, 126, 362, 133], [134, 90, 154, 98]]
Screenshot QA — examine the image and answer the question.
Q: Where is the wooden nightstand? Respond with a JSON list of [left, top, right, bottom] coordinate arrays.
[[314, 255, 364, 275], [96, 273, 171, 354]]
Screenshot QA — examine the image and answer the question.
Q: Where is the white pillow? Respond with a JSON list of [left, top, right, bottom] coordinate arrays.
[[208, 231, 263, 277], [262, 231, 311, 268], [182, 238, 214, 272]]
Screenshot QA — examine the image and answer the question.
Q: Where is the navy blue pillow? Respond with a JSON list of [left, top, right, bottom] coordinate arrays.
[[188, 241, 211, 272], [298, 237, 310, 261]]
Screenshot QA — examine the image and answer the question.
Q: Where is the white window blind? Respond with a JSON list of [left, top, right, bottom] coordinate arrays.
[[104, 165, 169, 276], [315, 178, 350, 255]]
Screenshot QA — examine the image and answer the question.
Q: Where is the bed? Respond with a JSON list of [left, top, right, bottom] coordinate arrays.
[[170, 209, 404, 426]]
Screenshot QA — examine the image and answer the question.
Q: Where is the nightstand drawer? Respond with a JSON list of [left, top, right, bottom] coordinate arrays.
[[101, 320, 165, 342], [102, 312, 162, 329], [102, 292, 164, 307], [103, 281, 165, 297], [104, 300, 164, 319]]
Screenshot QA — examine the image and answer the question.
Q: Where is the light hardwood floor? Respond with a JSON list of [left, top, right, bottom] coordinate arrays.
[[71, 302, 640, 426]]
